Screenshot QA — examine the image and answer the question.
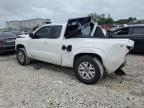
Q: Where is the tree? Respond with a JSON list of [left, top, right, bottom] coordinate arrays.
[[115, 17, 137, 24], [88, 13, 114, 25], [88, 13, 139, 25]]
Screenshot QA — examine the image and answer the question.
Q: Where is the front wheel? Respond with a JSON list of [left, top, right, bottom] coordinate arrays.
[[73, 55, 104, 84], [16, 48, 31, 66]]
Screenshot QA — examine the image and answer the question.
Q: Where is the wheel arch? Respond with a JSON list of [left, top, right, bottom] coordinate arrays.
[[74, 53, 103, 65], [16, 44, 25, 51], [73, 48, 105, 64]]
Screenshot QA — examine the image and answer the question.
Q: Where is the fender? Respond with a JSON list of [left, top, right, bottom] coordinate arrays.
[[15, 38, 31, 57], [61, 47, 106, 68]]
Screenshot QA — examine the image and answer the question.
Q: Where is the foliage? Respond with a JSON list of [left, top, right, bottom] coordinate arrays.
[[115, 17, 137, 24], [88, 13, 138, 25], [89, 13, 114, 25]]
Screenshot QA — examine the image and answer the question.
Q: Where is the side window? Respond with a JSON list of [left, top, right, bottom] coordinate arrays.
[[35, 26, 50, 38], [132, 27, 144, 35], [94, 26, 105, 37], [0, 32, 3, 37], [35, 25, 62, 39], [113, 27, 130, 35], [49, 26, 62, 38]]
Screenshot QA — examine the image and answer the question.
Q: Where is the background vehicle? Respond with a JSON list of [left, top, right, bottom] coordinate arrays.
[[15, 17, 134, 84], [109, 25, 144, 53], [0, 31, 16, 53]]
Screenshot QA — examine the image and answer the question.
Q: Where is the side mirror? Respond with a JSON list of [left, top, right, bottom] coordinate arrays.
[[29, 33, 34, 38]]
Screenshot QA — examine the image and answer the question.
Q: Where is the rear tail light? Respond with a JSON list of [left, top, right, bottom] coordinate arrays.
[[0, 40, 4, 47]]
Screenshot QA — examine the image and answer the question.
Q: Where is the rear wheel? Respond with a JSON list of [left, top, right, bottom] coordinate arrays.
[[16, 48, 30, 66], [74, 55, 104, 84]]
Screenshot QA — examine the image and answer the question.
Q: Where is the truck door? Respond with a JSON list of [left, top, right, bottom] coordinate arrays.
[[43, 25, 63, 65], [28, 25, 62, 65], [27, 26, 49, 60]]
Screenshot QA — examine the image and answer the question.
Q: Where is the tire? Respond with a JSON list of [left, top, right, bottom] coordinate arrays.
[[73, 55, 104, 84], [16, 48, 30, 66]]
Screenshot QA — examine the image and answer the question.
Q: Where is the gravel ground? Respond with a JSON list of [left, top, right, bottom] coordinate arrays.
[[0, 53, 144, 108]]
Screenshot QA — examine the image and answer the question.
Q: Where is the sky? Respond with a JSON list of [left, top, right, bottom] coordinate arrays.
[[0, 0, 144, 28]]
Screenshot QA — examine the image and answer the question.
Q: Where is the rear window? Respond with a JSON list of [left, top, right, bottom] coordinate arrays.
[[132, 27, 144, 35]]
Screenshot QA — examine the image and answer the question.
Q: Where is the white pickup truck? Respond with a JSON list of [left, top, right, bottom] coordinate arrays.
[[15, 17, 134, 84]]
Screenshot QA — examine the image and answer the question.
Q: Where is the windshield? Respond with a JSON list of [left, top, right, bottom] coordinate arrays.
[[0, 31, 15, 37]]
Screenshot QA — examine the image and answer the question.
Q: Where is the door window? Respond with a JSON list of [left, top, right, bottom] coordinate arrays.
[[132, 27, 144, 35], [35, 25, 62, 39], [49, 26, 62, 38], [113, 27, 130, 35]]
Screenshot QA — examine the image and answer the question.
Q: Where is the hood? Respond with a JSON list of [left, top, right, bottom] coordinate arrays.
[[0, 36, 16, 40]]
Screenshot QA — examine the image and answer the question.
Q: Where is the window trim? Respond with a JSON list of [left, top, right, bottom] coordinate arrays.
[[34, 25, 62, 39]]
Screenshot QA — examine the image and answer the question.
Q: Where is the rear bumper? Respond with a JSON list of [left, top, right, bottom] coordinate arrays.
[[0, 46, 15, 53], [104, 54, 128, 74]]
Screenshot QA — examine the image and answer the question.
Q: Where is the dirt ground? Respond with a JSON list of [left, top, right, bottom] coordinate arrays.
[[0, 53, 144, 108]]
